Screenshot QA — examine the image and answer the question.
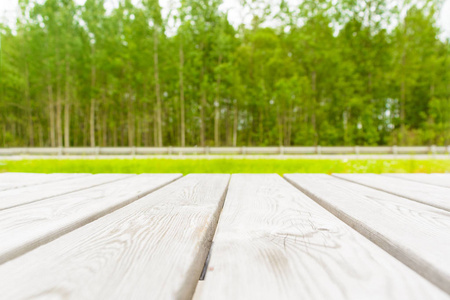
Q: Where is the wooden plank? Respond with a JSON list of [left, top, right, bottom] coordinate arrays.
[[0, 172, 60, 183], [3, 146, 448, 156], [284, 174, 450, 295], [333, 173, 450, 212], [195, 174, 448, 300], [0, 173, 181, 264], [0, 174, 230, 299], [383, 173, 450, 188], [0, 173, 89, 191], [0, 173, 132, 210], [0, 173, 50, 187], [0, 172, 41, 177], [397, 146, 430, 154]]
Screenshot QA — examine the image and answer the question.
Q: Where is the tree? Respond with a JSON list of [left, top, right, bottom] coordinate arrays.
[[0, 0, 448, 147]]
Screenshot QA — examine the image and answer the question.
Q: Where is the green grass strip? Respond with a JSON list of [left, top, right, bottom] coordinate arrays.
[[1, 158, 449, 174]]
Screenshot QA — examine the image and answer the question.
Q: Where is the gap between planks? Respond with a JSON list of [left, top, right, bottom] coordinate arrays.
[[0, 174, 182, 265], [0, 174, 230, 300], [0, 173, 90, 191], [332, 173, 450, 212], [381, 173, 450, 189], [0, 174, 133, 211], [284, 174, 450, 295], [194, 174, 448, 300]]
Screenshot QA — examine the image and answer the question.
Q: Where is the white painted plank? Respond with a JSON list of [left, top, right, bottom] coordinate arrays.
[[285, 174, 450, 295], [0, 173, 89, 191], [333, 173, 450, 212], [0, 173, 132, 210], [0, 174, 230, 300], [0, 173, 67, 187], [0, 173, 182, 264], [195, 174, 448, 300], [0, 173, 54, 190], [0, 172, 44, 180], [383, 173, 450, 188], [0, 172, 39, 177]]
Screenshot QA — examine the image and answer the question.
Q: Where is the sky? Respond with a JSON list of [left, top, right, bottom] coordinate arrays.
[[1, 0, 450, 39]]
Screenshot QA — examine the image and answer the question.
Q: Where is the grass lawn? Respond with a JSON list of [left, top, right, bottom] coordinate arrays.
[[1, 158, 449, 174]]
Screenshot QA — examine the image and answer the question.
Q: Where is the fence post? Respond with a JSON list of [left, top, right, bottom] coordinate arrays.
[[316, 145, 321, 155], [429, 145, 436, 156], [354, 146, 360, 155], [242, 146, 246, 155], [279, 146, 284, 156], [393, 145, 399, 156]]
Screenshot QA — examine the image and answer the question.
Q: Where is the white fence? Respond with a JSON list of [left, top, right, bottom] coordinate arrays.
[[0, 146, 449, 156]]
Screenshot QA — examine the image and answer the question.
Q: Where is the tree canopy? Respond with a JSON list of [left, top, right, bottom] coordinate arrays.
[[0, 0, 448, 147]]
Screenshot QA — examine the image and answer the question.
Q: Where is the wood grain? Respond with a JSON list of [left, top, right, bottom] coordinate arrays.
[[0, 173, 132, 210], [333, 173, 450, 211], [0, 173, 89, 191], [195, 174, 448, 300], [0, 173, 181, 264], [0, 174, 229, 300], [383, 173, 450, 188], [285, 173, 450, 295]]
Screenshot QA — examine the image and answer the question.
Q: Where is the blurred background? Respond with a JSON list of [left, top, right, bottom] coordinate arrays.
[[0, 0, 449, 149]]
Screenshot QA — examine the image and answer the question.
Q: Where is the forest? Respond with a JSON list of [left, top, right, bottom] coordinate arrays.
[[0, 0, 449, 147]]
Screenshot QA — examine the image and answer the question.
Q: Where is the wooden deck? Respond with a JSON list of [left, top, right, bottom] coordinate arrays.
[[0, 173, 449, 299]]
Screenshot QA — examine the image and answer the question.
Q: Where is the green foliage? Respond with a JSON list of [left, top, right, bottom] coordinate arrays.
[[0, 0, 448, 147]]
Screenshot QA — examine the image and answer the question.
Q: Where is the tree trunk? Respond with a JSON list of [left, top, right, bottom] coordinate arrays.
[[83, 108, 89, 146], [400, 79, 406, 144], [154, 29, 163, 147], [56, 78, 63, 147], [39, 124, 44, 146], [200, 91, 206, 146], [225, 103, 231, 146], [233, 103, 238, 146], [214, 55, 223, 146], [143, 77, 149, 147], [64, 98, 70, 147], [311, 70, 317, 145], [47, 73, 56, 147], [90, 46, 96, 147], [127, 86, 134, 147], [287, 102, 292, 145], [25, 62, 34, 146], [259, 108, 264, 144], [143, 103, 149, 147], [153, 105, 158, 147], [199, 41, 206, 147], [399, 18, 408, 146], [102, 86, 107, 146], [214, 104, 220, 146], [136, 92, 141, 147], [90, 98, 96, 147], [277, 114, 283, 146], [102, 110, 107, 146], [179, 39, 185, 147], [400, 53, 406, 145], [64, 56, 70, 148], [56, 45, 63, 147], [200, 61, 206, 147], [113, 125, 118, 147]]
